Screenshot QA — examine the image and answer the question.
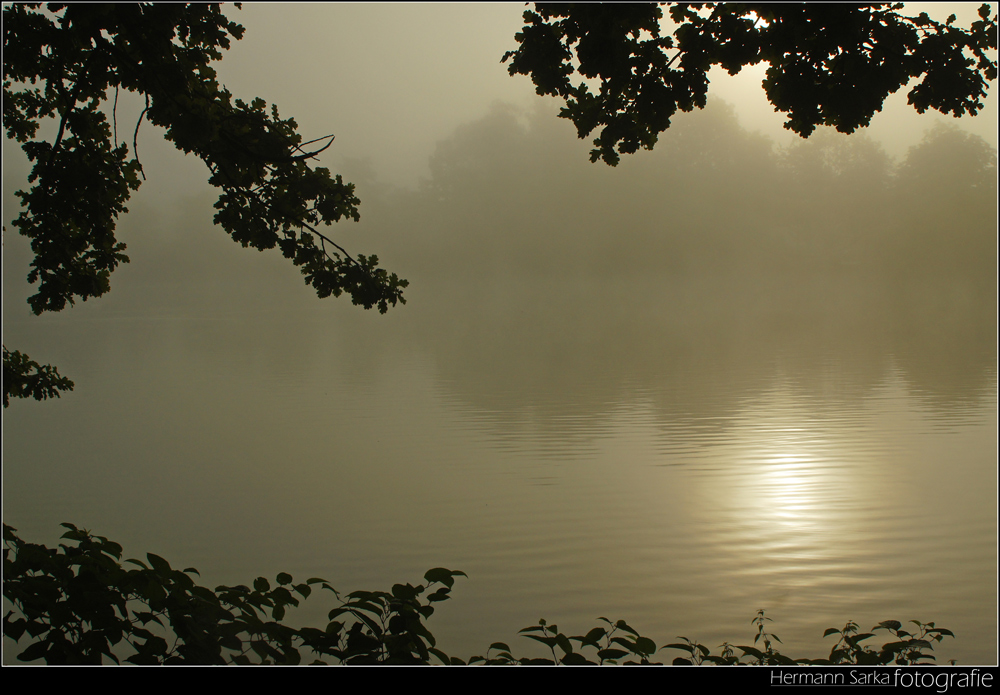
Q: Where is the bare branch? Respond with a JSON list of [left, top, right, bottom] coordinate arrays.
[[295, 133, 336, 151], [303, 218, 356, 264], [288, 134, 336, 161], [132, 93, 149, 181]]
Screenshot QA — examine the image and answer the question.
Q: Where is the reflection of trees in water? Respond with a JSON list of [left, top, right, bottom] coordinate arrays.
[[398, 270, 994, 445]]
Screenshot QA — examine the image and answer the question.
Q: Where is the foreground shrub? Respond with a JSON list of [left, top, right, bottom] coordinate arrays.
[[468, 611, 953, 665], [3, 524, 953, 665], [3, 523, 465, 664]]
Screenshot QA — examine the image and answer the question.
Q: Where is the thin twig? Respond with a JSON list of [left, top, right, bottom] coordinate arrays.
[[311, 224, 354, 264], [288, 137, 334, 161], [290, 134, 336, 160], [133, 93, 149, 180], [296, 133, 336, 150]]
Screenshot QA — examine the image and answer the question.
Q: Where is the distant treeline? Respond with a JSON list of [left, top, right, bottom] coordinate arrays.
[[358, 100, 997, 282]]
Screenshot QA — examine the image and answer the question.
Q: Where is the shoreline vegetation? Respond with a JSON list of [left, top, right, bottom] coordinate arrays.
[[4, 523, 955, 665]]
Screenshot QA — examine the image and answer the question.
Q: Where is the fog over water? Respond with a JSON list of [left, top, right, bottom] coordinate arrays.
[[3, 3, 997, 664]]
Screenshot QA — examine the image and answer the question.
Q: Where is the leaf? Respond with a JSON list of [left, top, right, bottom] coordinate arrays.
[[856, 650, 886, 665], [830, 648, 849, 662], [146, 553, 171, 573], [250, 639, 272, 660], [25, 620, 50, 637], [880, 640, 910, 653], [579, 627, 606, 646], [428, 647, 451, 665], [276, 572, 292, 585], [423, 567, 466, 588], [341, 600, 384, 616], [614, 619, 639, 636], [391, 582, 419, 601], [17, 641, 49, 662], [611, 636, 638, 652], [524, 634, 558, 648], [132, 611, 163, 627], [664, 643, 694, 653], [823, 628, 840, 637], [220, 634, 243, 652], [489, 642, 512, 652], [635, 636, 657, 655], [927, 628, 955, 637], [4, 618, 27, 641], [598, 648, 629, 660], [555, 633, 574, 655], [426, 587, 451, 603]]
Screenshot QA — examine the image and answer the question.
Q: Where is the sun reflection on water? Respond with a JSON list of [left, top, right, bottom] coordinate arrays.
[[702, 386, 883, 591]]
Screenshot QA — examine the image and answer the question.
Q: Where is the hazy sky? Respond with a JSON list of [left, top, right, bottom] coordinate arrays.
[[198, 3, 998, 188]]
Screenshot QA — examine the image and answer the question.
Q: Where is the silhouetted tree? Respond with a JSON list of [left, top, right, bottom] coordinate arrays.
[[775, 130, 895, 268], [504, 3, 997, 165], [3, 3, 406, 405], [890, 124, 998, 274]]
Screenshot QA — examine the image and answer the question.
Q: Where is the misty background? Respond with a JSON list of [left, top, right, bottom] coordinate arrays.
[[3, 3, 997, 663]]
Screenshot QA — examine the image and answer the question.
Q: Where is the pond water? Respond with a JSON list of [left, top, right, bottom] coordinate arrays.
[[3, 259, 996, 664]]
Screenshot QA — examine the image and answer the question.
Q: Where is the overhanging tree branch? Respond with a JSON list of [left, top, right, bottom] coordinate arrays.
[[3, 3, 406, 320], [503, 3, 998, 165], [2, 346, 75, 408]]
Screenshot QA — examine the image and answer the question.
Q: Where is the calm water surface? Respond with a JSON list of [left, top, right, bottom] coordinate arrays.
[[3, 272, 996, 664]]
